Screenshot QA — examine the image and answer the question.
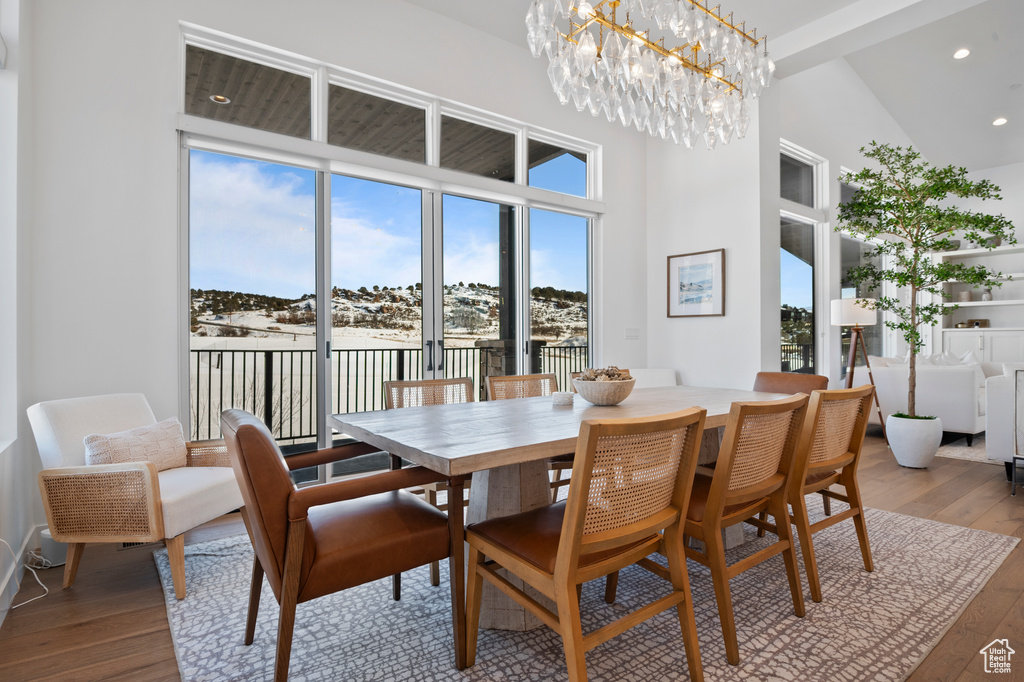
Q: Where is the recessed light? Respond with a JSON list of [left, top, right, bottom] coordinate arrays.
[[953, 48, 970, 59], [209, 94, 231, 104], [993, 117, 1008, 126]]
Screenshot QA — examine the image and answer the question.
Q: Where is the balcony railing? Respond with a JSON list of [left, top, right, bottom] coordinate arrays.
[[190, 344, 588, 443]]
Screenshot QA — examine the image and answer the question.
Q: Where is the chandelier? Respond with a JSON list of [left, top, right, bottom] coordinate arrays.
[[525, 0, 774, 149]]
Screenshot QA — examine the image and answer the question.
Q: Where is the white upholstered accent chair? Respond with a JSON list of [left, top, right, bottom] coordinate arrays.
[[27, 393, 243, 599]]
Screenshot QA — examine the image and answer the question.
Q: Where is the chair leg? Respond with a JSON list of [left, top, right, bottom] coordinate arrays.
[[771, 495, 805, 619], [555, 580, 587, 682], [465, 545, 485, 667], [245, 556, 265, 645], [843, 470, 874, 572], [426, 488, 441, 587], [705, 525, 740, 665], [275, 520, 305, 682], [664, 529, 704, 682], [62, 542, 85, 589], [756, 511, 767, 538], [821, 492, 832, 516], [790, 495, 822, 603], [603, 570, 619, 603], [166, 535, 187, 600]]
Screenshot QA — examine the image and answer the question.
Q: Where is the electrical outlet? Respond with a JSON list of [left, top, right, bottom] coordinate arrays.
[[624, 327, 640, 340]]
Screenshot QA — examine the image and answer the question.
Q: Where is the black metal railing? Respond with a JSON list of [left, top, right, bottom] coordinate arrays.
[[780, 342, 814, 374], [190, 343, 589, 443]]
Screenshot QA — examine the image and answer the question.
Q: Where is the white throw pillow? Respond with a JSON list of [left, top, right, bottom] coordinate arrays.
[[957, 350, 986, 388], [84, 417, 187, 472]]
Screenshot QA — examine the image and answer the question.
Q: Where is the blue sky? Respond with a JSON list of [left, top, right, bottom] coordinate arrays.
[[780, 248, 813, 310], [190, 150, 588, 299]]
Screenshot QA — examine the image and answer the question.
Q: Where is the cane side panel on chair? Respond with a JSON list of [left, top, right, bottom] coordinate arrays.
[[683, 394, 809, 667], [465, 408, 708, 682], [788, 385, 875, 603], [486, 373, 559, 401], [27, 393, 242, 600]]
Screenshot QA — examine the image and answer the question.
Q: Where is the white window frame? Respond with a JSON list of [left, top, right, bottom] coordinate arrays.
[[176, 25, 604, 448]]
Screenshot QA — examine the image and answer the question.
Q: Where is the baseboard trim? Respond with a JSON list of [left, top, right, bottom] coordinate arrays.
[[0, 523, 46, 628]]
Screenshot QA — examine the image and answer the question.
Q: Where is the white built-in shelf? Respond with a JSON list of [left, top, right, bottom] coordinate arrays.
[[944, 272, 1023, 283], [937, 244, 1024, 258], [941, 299, 1024, 308], [944, 326, 1024, 332]]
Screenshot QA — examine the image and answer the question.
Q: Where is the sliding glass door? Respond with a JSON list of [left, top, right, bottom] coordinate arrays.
[[188, 150, 318, 452]]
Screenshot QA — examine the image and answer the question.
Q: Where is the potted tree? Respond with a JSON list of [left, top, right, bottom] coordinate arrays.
[[837, 142, 1016, 467]]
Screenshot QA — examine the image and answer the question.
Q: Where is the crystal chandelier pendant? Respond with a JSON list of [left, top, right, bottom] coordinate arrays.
[[682, 116, 701, 149], [703, 121, 719, 150]]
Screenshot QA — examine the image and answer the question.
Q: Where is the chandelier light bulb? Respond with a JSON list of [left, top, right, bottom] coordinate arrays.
[[577, 1, 594, 19]]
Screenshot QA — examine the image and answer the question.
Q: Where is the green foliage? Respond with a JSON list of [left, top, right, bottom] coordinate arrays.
[[836, 142, 1016, 416], [530, 286, 587, 303]]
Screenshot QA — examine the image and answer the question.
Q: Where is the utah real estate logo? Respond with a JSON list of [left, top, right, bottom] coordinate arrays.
[[980, 639, 1015, 674]]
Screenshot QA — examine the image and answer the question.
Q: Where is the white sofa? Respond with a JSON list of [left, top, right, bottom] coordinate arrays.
[[985, 367, 1024, 481], [851, 357, 1002, 443]]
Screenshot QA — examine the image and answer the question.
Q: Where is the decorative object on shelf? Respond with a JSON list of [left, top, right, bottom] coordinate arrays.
[[955, 322, 968, 328], [967, 318, 990, 328], [667, 248, 725, 317], [981, 287, 993, 301], [983, 236, 1003, 248], [572, 366, 635, 405], [831, 298, 888, 443], [958, 290, 972, 302], [525, 0, 772, 149], [937, 239, 961, 251], [837, 142, 1016, 467]]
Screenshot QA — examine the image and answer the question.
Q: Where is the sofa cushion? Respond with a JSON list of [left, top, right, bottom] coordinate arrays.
[[1002, 362, 1024, 377], [158, 466, 243, 538], [84, 418, 187, 472], [978, 387, 986, 417]]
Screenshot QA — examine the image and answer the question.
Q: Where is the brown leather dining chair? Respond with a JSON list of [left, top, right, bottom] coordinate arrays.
[[384, 377, 474, 589], [787, 385, 876, 603], [752, 371, 829, 394], [465, 408, 708, 682], [221, 409, 466, 681]]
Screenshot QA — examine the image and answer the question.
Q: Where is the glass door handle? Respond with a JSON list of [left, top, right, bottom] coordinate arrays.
[[437, 340, 444, 371], [426, 340, 434, 371]]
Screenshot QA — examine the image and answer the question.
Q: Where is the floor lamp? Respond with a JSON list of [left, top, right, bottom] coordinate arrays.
[[831, 297, 888, 444]]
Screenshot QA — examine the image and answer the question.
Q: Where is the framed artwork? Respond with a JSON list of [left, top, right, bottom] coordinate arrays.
[[667, 248, 725, 317]]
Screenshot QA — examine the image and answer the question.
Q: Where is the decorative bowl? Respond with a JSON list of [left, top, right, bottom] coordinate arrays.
[[572, 378, 635, 406]]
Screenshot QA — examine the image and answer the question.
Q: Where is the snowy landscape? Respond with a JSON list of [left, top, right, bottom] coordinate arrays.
[[189, 284, 588, 350]]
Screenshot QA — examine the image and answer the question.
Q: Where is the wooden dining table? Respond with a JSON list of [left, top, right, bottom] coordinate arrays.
[[329, 384, 786, 668]]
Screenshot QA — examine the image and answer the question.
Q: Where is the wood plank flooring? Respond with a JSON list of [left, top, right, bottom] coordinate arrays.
[[1, 431, 1022, 681]]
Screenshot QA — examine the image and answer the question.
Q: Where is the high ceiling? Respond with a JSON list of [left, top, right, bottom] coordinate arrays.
[[405, 0, 1023, 171]]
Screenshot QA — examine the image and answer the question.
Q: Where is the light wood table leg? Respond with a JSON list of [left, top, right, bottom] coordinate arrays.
[[467, 461, 553, 631]]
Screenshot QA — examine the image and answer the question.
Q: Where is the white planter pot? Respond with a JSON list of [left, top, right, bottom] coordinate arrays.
[[887, 415, 943, 468]]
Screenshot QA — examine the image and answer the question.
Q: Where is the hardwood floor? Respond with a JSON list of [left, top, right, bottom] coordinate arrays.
[[1, 431, 1021, 681]]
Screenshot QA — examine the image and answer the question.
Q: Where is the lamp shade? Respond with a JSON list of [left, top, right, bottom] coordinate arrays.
[[831, 298, 876, 327]]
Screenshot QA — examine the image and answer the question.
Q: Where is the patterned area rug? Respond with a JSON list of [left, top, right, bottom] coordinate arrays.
[[935, 433, 1000, 464], [154, 500, 1018, 682]]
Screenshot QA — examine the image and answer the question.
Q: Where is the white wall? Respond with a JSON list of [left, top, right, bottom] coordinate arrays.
[[965, 161, 1024, 237], [0, 0, 38, 623], [3, 0, 649, 616], [644, 90, 778, 389]]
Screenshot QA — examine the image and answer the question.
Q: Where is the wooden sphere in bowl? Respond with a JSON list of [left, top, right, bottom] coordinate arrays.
[[572, 378, 635, 406]]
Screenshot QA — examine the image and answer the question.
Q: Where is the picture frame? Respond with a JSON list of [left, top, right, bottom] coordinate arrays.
[[667, 248, 725, 318]]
